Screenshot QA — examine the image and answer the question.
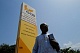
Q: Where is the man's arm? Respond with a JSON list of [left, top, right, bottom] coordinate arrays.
[[32, 37, 38, 53], [48, 34, 60, 52]]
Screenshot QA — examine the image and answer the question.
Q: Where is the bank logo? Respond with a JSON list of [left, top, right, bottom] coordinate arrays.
[[24, 5, 33, 12]]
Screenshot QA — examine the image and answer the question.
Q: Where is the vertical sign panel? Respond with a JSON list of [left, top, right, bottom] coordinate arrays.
[[15, 2, 37, 53]]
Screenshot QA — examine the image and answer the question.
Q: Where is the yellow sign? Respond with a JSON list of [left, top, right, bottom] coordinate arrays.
[[15, 2, 37, 53], [24, 5, 33, 12]]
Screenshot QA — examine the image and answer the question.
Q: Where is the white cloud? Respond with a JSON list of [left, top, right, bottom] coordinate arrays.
[[63, 41, 80, 50]]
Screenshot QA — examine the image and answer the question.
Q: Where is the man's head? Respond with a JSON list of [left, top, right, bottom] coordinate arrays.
[[40, 23, 48, 34]]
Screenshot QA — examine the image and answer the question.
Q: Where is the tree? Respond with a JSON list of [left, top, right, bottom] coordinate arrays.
[[61, 47, 71, 53], [0, 43, 15, 53], [61, 47, 80, 53], [0, 43, 80, 53]]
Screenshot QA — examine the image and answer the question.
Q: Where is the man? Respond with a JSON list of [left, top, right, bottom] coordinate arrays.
[[32, 23, 60, 53]]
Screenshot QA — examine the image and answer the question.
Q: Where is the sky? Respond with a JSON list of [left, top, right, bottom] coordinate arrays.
[[0, 0, 80, 49]]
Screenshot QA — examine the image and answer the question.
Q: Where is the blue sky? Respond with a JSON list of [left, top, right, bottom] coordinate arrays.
[[0, 0, 80, 49]]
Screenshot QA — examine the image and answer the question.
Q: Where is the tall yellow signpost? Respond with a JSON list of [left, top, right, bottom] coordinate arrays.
[[15, 2, 37, 53]]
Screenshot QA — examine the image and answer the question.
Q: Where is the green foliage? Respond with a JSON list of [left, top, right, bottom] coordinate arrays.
[[61, 47, 80, 53], [0, 44, 80, 53], [0, 43, 15, 53]]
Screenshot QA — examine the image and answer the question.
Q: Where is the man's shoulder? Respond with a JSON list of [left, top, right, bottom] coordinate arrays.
[[35, 34, 44, 40], [36, 34, 42, 38], [36, 33, 51, 38]]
